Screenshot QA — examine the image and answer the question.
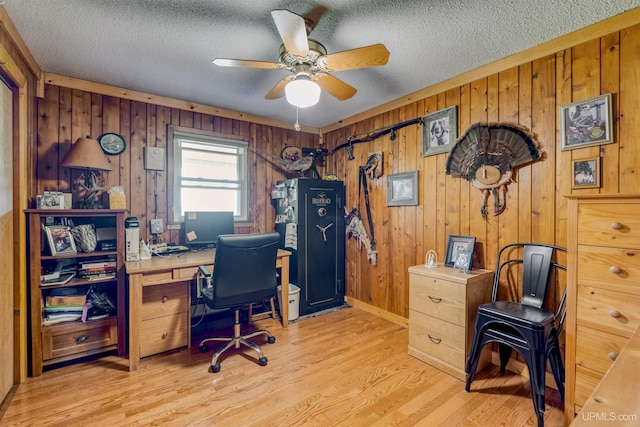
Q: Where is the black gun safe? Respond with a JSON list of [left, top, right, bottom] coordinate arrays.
[[274, 178, 345, 316]]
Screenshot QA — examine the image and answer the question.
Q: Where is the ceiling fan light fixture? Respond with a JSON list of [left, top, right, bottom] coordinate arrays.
[[285, 75, 321, 108]]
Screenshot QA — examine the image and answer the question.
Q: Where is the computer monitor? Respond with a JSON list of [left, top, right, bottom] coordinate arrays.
[[183, 211, 235, 249]]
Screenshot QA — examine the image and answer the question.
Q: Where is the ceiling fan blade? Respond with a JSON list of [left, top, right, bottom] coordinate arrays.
[[213, 58, 285, 70], [301, 6, 326, 34], [321, 44, 390, 71], [271, 9, 310, 58], [313, 73, 357, 101], [265, 75, 294, 99]]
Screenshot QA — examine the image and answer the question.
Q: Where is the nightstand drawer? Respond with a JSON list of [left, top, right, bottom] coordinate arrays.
[[140, 312, 189, 358], [577, 285, 640, 336], [409, 310, 465, 368], [577, 202, 640, 248], [142, 282, 189, 320], [577, 245, 640, 295], [42, 317, 117, 361], [409, 275, 465, 325], [575, 324, 628, 374]]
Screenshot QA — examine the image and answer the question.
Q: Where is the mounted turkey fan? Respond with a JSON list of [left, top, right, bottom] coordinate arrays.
[[445, 122, 541, 220], [212, 7, 390, 108]]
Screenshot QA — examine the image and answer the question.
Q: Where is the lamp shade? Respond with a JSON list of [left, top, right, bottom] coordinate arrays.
[[285, 75, 321, 108], [60, 136, 112, 171]]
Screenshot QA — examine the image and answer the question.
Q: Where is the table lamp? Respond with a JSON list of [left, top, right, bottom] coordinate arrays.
[[60, 136, 112, 208]]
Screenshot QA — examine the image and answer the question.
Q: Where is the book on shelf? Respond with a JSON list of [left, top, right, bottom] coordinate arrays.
[[41, 272, 76, 286], [45, 286, 87, 305], [43, 304, 85, 313], [79, 259, 116, 270], [42, 313, 82, 326]]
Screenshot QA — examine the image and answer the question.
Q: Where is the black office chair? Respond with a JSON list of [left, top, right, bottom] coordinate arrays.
[[197, 232, 280, 373], [465, 243, 566, 427]]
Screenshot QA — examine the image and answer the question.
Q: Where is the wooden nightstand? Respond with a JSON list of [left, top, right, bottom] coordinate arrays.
[[408, 264, 493, 381]]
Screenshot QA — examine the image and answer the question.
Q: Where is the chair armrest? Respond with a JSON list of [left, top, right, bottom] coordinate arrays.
[[198, 265, 211, 277]]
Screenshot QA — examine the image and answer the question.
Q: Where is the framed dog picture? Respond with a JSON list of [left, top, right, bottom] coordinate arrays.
[[422, 106, 457, 157], [444, 235, 475, 267]]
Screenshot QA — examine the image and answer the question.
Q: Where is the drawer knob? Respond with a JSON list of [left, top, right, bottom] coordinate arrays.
[[609, 266, 621, 274], [75, 334, 89, 344], [162, 296, 169, 303], [427, 334, 442, 344], [428, 296, 442, 303], [608, 352, 618, 361], [162, 332, 168, 339], [610, 222, 622, 230], [609, 309, 621, 318]]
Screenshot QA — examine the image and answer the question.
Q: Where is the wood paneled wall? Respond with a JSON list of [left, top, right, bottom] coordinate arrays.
[[35, 86, 320, 242], [32, 20, 640, 325], [322, 23, 640, 319]]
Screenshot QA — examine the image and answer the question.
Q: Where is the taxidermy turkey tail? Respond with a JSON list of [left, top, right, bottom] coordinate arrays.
[[445, 122, 541, 221], [446, 122, 540, 180]]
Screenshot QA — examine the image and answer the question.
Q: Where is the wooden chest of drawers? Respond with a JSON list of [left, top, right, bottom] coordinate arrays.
[[408, 264, 493, 380], [140, 282, 190, 358], [565, 194, 640, 425]]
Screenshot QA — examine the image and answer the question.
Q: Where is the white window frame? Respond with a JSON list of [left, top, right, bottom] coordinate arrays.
[[171, 128, 249, 222]]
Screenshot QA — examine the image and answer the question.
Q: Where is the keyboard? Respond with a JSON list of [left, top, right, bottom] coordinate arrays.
[[152, 245, 190, 255]]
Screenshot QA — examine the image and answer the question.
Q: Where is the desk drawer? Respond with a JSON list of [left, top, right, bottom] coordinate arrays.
[[577, 285, 640, 337], [140, 271, 173, 285], [577, 202, 640, 248], [409, 310, 465, 368], [575, 324, 627, 374], [409, 275, 465, 326], [140, 312, 189, 358], [42, 317, 117, 361], [142, 282, 189, 320], [175, 264, 213, 280]]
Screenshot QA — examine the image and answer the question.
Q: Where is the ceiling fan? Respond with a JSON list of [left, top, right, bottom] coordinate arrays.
[[212, 7, 390, 108]]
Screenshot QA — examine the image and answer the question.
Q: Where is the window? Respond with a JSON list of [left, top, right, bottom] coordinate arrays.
[[171, 129, 249, 221]]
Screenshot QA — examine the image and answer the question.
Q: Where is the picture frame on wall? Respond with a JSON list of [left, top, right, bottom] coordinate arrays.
[[386, 171, 418, 206], [45, 225, 77, 256], [444, 235, 476, 267], [560, 93, 613, 151], [422, 106, 457, 157], [571, 157, 600, 189]]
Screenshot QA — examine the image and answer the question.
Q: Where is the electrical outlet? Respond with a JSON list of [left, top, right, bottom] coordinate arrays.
[[150, 218, 164, 234]]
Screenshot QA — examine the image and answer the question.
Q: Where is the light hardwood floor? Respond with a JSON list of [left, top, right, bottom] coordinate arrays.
[[1, 307, 563, 426]]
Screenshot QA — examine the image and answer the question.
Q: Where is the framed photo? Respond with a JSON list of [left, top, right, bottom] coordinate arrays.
[[45, 225, 77, 256], [445, 235, 476, 267], [386, 171, 418, 206], [560, 93, 613, 150], [453, 251, 473, 272], [571, 157, 600, 189], [422, 106, 457, 157]]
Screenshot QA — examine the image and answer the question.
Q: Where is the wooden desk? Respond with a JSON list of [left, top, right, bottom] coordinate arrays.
[[125, 248, 291, 371], [570, 326, 640, 426]]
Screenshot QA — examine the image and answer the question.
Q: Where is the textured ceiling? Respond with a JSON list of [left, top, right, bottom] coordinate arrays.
[[4, 1, 640, 129]]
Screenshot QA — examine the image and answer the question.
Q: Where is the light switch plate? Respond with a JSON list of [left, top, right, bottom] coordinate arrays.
[[144, 146, 166, 170]]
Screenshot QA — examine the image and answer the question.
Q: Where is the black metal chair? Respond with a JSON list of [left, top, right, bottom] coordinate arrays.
[[465, 243, 566, 427], [197, 232, 280, 373]]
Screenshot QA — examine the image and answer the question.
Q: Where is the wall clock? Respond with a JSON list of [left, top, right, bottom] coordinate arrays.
[[98, 133, 126, 155]]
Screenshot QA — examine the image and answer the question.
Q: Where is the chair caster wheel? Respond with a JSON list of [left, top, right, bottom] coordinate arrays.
[[212, 363, 221, 373], [258, 357, 268, 366], [268, 336, 276, 344], [199, 344, 209, 353]]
